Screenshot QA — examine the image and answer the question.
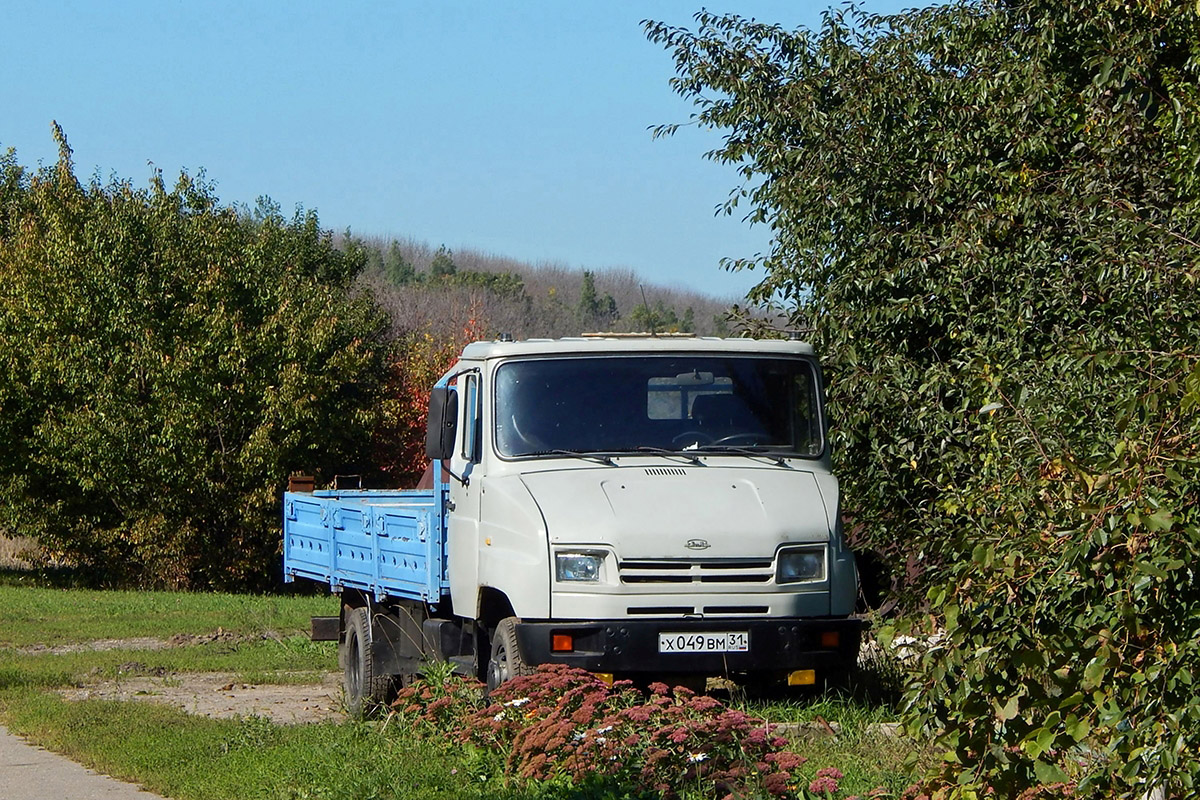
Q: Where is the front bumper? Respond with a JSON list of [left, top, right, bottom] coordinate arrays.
[[514, 617, 865, 676]]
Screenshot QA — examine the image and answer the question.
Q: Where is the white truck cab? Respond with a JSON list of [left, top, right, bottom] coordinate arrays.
[[428, 335, 861, 690]]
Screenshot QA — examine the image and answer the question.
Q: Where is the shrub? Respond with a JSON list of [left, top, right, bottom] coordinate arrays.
[[648, 2, 1200, 795], [0, 128, 391, 589], [395, 664, 865, 799]]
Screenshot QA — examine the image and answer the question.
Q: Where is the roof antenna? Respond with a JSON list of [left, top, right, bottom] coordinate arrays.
[[639, 284, 657, 337]]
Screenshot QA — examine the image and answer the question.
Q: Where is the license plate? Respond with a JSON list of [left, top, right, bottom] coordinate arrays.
[[659, 631, 749, 653]]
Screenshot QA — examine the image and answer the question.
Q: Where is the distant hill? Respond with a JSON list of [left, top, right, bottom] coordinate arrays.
[[346, 235, 742, 341]]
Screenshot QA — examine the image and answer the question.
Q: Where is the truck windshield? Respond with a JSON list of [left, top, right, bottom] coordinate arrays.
[[494, 355, 824, 459]]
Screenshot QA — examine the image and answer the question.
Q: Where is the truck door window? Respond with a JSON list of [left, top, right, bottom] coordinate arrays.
[[460, 373, 481, 462]]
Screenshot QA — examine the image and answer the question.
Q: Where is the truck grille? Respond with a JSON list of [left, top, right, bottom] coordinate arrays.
[[618, 559, 774, 584], [625, 604, 771, 616]]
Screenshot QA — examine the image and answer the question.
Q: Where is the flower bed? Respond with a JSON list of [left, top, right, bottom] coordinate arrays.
[[394, 663, 873, 799]]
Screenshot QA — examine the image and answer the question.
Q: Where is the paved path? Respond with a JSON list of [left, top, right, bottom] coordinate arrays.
[[0, 725, 166, 800]]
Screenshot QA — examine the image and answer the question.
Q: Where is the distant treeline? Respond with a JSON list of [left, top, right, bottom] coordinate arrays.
[[347, 235, 739, 341]]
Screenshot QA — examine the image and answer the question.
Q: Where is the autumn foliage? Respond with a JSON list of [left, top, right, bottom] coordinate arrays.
[[372, 309, 488, 487]]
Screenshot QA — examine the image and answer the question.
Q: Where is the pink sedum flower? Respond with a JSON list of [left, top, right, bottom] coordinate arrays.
[[809, 775, 840, 795]]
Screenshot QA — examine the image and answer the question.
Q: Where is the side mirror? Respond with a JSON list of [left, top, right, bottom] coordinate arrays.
[[424, 387, 458, 461]]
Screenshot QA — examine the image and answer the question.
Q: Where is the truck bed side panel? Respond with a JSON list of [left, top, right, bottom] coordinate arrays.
[[283, 489, 448, 604]]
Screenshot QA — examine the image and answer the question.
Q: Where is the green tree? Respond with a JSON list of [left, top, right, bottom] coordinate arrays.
[[601, 293, 619, 323], [629, 299, 680, 333], [430, 244, 457, 277], [711, 311, 732, 338], [442, 269, 527, 300], [577, 270, 619, 329], [0, 126, 392, 590], [649, 2, 1200, 796], [578, 269, 600, 318], [384, 239, 417, 285]]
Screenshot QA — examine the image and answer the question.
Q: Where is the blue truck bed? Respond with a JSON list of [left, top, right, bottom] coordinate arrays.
[[282, 488, 450, 604]]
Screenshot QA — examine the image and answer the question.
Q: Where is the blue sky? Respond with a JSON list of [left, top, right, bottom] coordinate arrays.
[[2, 1, 911, 300]]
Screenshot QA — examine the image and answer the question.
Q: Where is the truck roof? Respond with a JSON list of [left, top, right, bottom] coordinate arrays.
[[458, 335, 816, 360]]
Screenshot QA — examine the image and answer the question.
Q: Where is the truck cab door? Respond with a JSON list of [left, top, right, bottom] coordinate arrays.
[[446, 372, 482, 616]]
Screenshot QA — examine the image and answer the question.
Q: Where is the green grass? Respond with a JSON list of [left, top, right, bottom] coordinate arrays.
[[0, 689, 560, 800], [740, 693, 925, 796], [0, 578, 925, 798], [0, 585, 337, 647], [234, 670, 331, 686], [1, 684, 921, 800], [0, 637, 338, 690]]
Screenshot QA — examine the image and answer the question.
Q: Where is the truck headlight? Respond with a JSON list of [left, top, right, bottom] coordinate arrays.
[[777, 547, 826, 583], [555, 552, 604, 583]]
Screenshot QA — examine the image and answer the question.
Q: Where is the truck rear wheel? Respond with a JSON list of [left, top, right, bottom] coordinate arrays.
[[486, 616, 535, 694], [342, 606, 392, 717]]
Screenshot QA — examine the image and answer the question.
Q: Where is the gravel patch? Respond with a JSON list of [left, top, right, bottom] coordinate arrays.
[[59, 671, 347, 725]]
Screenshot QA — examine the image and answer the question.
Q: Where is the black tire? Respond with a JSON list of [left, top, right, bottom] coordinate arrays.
[[341, 605, 393, 717], [486, 616, 535, 694]]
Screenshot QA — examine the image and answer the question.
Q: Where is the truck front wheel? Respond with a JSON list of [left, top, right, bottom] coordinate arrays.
[[486, 616, 535, 694], [342, 606, 392, 717]]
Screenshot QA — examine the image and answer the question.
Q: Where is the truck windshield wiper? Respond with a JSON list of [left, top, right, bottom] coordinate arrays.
[[634, 446, 703, 465], [693, 444, 790, 466], [527, 449, 616, 465]]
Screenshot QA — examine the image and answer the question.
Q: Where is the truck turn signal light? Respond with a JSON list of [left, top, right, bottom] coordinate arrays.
[[788, 670, 817, 686]]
